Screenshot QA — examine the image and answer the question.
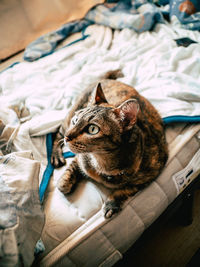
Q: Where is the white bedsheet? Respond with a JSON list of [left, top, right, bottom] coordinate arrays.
[[1, 23, 200, 126]]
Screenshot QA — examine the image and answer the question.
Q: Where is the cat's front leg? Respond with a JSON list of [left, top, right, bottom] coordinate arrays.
[[104, 187, 139, 219], [57, 157, 82, 194], [51, 131, 66, 168]]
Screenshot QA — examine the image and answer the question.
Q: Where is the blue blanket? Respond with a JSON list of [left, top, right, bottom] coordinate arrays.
[[24, 0, 200, 62]]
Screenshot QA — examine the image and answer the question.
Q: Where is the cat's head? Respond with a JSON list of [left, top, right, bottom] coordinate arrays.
[[64, 83, 139, 154]]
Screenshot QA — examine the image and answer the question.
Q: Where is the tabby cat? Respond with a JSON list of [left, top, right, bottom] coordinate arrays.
[[51, 70, 168, 218]]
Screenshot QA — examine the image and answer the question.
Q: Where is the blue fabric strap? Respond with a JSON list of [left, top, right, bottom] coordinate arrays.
[[39, 133, 75, 202], [39, 133, 54, 202], [163, 115, 200, 124]]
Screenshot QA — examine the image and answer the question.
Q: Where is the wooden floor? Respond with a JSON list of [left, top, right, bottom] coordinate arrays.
[[115, 189, 200, 267], [0, 51, 23, 71]]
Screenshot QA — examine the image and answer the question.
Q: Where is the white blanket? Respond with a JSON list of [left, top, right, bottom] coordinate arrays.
[[1, 23, 200, 125]]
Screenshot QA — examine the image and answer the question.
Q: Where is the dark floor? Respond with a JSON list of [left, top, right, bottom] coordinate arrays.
[[115, 188, 200, 267], [186, 248, 200, 267]]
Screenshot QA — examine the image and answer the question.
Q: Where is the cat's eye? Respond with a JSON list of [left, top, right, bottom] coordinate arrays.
[[87, 124, 100, 135]]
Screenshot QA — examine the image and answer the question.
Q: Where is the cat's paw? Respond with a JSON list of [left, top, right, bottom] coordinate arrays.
[[51, 149, 66, 168], [57, 170, 74, 194], [104, 200, 121, 219]]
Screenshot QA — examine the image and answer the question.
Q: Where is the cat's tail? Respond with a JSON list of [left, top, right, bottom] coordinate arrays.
[[102, 69, 124, 80]]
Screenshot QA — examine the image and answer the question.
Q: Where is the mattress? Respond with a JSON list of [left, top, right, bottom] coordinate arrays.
[[36, 123, 200, 267]]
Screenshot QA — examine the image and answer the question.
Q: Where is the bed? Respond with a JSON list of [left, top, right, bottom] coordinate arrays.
[[1, 0, 200, 266]]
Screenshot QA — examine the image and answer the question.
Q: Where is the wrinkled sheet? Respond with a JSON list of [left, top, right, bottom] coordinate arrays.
[[0, 151, 44, 267], [1, 24, 200, 122], [24, 0, 200, 61]]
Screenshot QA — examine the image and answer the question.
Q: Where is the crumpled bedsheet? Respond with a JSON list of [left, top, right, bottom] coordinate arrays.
[[0, 151, 44, 267], [1, 24, 200, 122], [24, 0, 200, 61]]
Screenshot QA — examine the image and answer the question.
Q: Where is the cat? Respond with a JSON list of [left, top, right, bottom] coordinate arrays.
[[51, 70, 168, 218]]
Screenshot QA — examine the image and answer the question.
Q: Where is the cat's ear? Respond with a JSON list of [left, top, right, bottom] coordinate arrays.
[[114, 99, 139, 130], [92, 83, 108, 105]]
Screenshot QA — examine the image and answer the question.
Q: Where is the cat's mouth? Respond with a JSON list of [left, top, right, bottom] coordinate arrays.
[[68, 142, 86, 153]]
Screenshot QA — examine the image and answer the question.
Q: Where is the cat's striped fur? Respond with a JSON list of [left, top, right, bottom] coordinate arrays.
[[51, 70, 168, 218]]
